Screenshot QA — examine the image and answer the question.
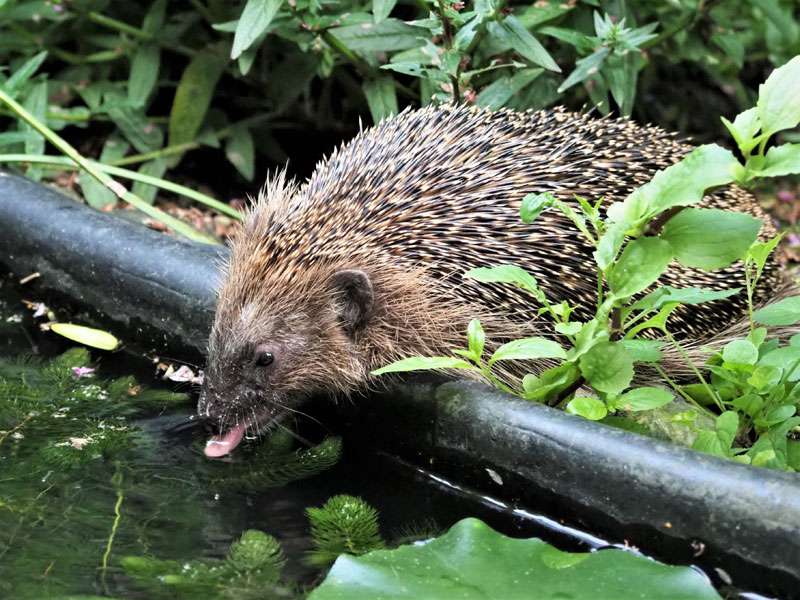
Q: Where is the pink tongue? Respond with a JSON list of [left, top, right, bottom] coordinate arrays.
[[204, 423, 246, 458]]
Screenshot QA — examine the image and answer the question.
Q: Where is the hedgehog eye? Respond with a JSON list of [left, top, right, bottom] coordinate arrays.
[[254, 350, 274, 367]]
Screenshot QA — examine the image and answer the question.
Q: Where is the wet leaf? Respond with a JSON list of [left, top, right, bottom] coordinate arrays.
[[50, 323, 120, 351]]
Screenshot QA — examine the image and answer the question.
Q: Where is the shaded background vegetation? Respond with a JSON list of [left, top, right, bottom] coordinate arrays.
[[0, 0, 798, 208]]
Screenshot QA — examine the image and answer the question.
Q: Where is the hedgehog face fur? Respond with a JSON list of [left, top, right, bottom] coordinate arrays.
[[200, 104, 782, 457]]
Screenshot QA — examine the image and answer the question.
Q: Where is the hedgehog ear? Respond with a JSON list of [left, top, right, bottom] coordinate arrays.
[[331, 269, 374, 336]]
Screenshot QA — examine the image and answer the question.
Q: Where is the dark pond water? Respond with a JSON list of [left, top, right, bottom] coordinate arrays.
[[0, 273, 785, 599]]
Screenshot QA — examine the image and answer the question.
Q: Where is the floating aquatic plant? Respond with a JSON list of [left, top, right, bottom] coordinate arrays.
[[306, 495, 385, 567]]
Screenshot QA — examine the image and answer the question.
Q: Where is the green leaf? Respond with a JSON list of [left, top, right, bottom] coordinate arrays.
[[620, 339, 663, 363], [232, 0, 283, 59], [50, 323, 120, 351], [370, 356, 473, 376], [522, 363, 581, 402], [757, 55, 800, 136], [501, 15, 560, 72], [362, 76, 398, 124], [627, 286, 740, 316], [488, 337, 566, 366], [756, 144, 800, 178], [759, 346, 800, 381], [467, 319, 485, 361], [519, 191, 555, 224], [746, 234, 782, 280], [168, 51, 225, 156], [613, 387, 673, 412], [604, 52, 638, 116], [692, 411, 738, 458], [720, 107, 760, 155], [310, 518, 721, 600], [557, 47, 609, 93], [465, 264, 542, 299], [330, 19, 424, 54], [554, 322, 582, 336], [80, 136, 131, 208], [566, 396, 608, 420], [660, 208, 761, 270], [372, 0, 396, 23], [721, 339, 758, 366], [475, 68, 543, 111], [753, 296, 800, 326], [105, 102, 164, 153], [607, 237, 673, 298], [3, 50, 47, 98], [142, 0, 167, 33], [579, 341, 634, 395], [128, 43, 160, 107], [225, 125, 255, 181], [610, 145, 738, 229]]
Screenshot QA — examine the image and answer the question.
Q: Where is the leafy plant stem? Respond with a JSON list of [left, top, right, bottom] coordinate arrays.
[[100, 466, 125, 595], [664, 330, 723, 411], [0, 154, 241, 220], [0, 87, 217, 242], [436, 0, 460, 102]]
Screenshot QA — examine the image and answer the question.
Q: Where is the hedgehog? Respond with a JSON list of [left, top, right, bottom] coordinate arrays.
[[198, 104, 788, 457]]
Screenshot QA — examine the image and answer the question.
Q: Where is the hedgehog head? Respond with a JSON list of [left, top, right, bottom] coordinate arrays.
[[198, 178, 376, 457]]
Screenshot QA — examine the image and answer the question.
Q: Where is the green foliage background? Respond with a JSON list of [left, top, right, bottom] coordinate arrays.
[[0, 0, 798, 200]]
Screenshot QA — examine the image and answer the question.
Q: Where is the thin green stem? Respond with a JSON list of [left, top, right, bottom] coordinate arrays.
[[653, 363, 715, 419], [0, 155, 241, 220], [0, 87, 218, 243], [88, 11, 151, 40], [664, 330, 724, 412], [100, 469, 124, 594]]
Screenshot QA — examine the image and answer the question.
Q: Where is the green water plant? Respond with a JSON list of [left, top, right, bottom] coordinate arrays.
[[122, 529, 291, 599], [309, 517, 721, 600], [373, 56, 800, 471], [306, 495, 385, 567]]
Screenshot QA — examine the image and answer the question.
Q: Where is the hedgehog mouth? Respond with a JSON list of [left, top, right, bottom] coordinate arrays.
[[203, 407, 280, 459]]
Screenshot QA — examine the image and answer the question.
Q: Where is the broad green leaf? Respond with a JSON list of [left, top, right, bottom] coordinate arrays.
[[757, 55, 800, 136], [168, 51, 225, 155], [660, 208, 761, 270], [50, 323, 120, 351], [604, 52, 637, 116], [612, 144, 738, 227], [746, 234, 782, 280], [627, 286, 740, 316], [465, 264, 542, 299], [105, 102, 163, 153], [362, 76, 398, 124], [757, 405, 796, 428], [232, 0, 283, 59], [372, 0, 396, 23], [476, 68, 543, 111], [522, 363, 581, 402], [501, 15, 560, 72], [607, 237, 673, 298], [488, 337, 566, 366], [3, 50, 47, 97], [758, 346, 800, 381], [594, 219, 627, 271], [330, 19, 424, 54], [142, 0, 167, 32], [554, 322, 581, 336], [225, 125, 255, 181], [753, 296, 800, 326], [128, 43, 160, 107], [692, 411, 738, 458], [731, 393, 765, 418], [467, 319, 485, 361], [566, 396, 607, 420], [721, 339, 758, 366], [756, 144, 800, 178], [370, 356, 473, 376], [579, 341, 633, 395], [519, 191, 555, 223], [620, 339, 664, 363], [557, 47, 609, 93], [720, 107, 760, 154], [310, 518, 721, 600], [613, 387, 673, 412]]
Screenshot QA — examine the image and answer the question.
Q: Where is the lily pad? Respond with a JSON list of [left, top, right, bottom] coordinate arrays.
[[310, 518, 720, 600]]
